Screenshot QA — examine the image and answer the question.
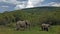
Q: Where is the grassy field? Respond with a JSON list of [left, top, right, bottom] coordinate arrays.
[[0, 25, 60, 34]]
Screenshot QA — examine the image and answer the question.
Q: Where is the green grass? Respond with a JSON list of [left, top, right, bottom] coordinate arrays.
[[0, 25, 60, 34]]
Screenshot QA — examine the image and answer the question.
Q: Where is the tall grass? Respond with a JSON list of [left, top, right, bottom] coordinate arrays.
[[0, 25, 60, 34]]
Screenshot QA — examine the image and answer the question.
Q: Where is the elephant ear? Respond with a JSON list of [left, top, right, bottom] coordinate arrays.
[[25, 20, 30, 25]]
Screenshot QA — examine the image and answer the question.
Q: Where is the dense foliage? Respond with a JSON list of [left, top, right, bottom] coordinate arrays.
[[0, 7, 60, 27]]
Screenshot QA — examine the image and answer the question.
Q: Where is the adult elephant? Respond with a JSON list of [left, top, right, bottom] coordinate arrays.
[[16, 20, 30, 31], [41, 23, 50, 31]]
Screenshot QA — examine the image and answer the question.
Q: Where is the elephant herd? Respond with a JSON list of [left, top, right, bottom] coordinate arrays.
[[16, 20, 51, 31]]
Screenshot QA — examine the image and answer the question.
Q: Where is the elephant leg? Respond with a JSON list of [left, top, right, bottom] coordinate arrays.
[[24, 25, 27, 30], [20, 25, 25, 31], [45, 28, 48, 31], [44, 28, 46, 31], [46, 28, 48, 31]]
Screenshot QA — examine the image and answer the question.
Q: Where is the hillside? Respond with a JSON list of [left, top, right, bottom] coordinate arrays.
[[21, 7, 60, 12], [0, 7, 60, 26]]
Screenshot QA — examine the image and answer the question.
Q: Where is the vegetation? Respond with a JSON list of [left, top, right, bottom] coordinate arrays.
[[0, 25, 60, 34], [0, 7, 60, 27], [0, 7, 60, 34]]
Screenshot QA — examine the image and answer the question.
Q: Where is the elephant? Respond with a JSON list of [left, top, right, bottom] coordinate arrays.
[[16, 20, 30, 31], [41, 23, 50, 31]]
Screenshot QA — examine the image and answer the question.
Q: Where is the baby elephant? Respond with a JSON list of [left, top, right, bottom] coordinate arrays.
[[41, 23, 50, 31], [16, 20, 30, 31]]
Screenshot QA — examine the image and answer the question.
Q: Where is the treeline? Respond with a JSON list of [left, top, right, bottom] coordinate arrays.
[[0, 7, 60, 27]]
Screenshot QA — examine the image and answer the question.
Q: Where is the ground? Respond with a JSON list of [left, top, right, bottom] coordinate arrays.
[[0, 25, 60, 34]]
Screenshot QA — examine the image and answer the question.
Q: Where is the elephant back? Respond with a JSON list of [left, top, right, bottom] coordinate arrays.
[[42, 23, 49, 28], [16, 20, 26, 26]]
